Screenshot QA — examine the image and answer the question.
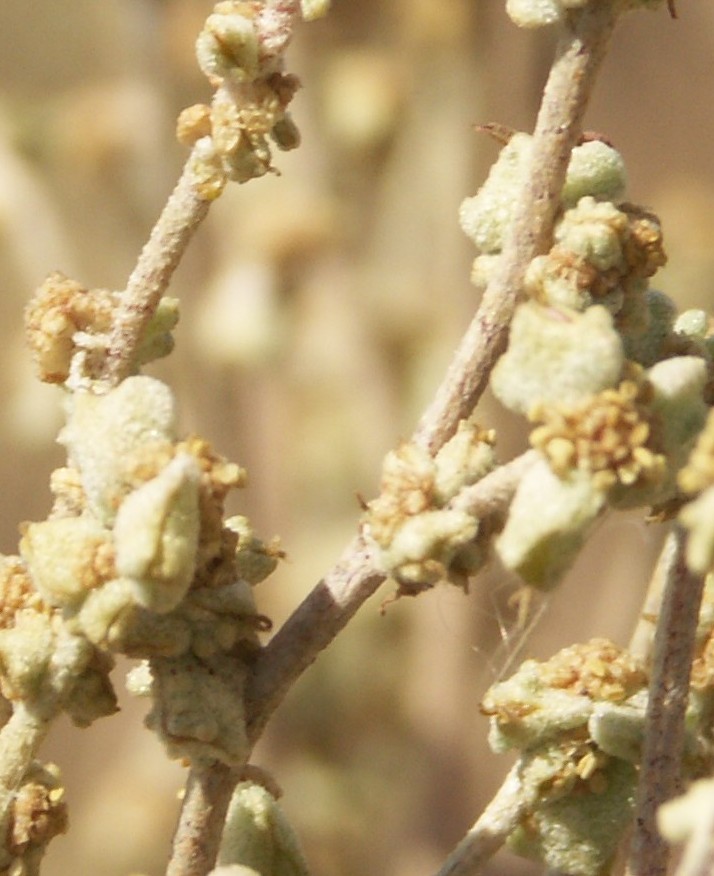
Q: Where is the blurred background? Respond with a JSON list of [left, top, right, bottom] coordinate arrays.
[[0, 1, 712, 874]]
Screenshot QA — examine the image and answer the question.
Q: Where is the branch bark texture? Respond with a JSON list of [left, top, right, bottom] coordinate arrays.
[[626, 525, 706, 876]]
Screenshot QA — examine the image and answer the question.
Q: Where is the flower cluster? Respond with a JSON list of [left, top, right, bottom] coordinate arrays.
[[15, 373, 279, 766], [482, 639, 648, 876], [24, 271, 177, 388], [460, 132, 712, 589], [176, 1, 323, 198], [363, 422, 496, 596], [529, 371, 665, 494]]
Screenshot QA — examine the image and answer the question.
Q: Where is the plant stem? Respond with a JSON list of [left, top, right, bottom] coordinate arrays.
[[100, 146, 211, 387], [626, 525, 705, 876], [165, 3, 621, 873], [245, 449, 536, 739], [431, 764, 532, 876], [165, 762, 238, 876], [628, 528, 678, 663], [245, 533, 383, 741], [0, 704, 49, 868], [412, 0, 618, 455]]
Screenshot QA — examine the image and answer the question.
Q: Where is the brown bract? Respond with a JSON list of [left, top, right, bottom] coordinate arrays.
[[24, 272, 116, 384]]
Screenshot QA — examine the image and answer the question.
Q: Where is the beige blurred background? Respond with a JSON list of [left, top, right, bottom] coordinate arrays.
[[0, 1, 712, 874]]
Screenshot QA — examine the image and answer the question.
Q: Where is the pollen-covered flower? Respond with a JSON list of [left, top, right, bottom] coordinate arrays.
[[186, 3, 303, 188], [482, 640, 646, 876], [364, 424, 496, 594], [24, 273, 178, 386], [529, 373, 666, 494], [525, 198, 666, 316]]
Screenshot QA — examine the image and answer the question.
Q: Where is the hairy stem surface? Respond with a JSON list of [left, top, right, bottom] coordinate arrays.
[[101, 147, 211, 387]]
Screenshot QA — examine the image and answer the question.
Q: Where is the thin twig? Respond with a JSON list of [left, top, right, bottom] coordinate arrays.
[[449, 449, 539, 516], [100, 146, 211, 387], [245, 449, 538, 739], [412, 1, 618, 455], [431, 764, 532, 876], [626, 525, 705, 876]]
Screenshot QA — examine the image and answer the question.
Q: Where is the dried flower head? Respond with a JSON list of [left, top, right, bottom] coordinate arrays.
[[24, 272, 178, 386], [0, 557, 46, 630], [7, 762, 68, 864], [186, 3, 303, 189]]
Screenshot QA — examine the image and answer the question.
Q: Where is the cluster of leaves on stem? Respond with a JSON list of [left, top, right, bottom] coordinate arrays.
[[0, 2, 331, 874], [361, 1, 714, 873]]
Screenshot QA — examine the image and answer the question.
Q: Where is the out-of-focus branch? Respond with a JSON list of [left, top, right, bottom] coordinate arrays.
[[629, 527, 679, 663], [431, 764, 532, 876], [412, 0, 618, 455], [626, 525, 705, 876]]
